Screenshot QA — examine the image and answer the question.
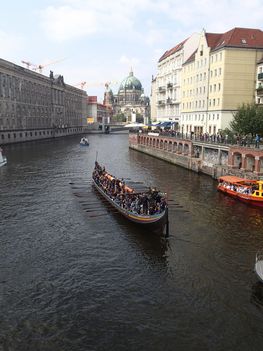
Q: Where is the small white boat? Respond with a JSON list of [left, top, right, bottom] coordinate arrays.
[[255, 251, 263, 283], [80, 137, 89, 146], [0, 147, 7, 167]]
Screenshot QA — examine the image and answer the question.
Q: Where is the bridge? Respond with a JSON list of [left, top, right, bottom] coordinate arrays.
[[99, 122, 129, 133]]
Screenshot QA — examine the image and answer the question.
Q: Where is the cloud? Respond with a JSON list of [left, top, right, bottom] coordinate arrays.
[[0, 30, 25, 60], [40, 1, 139, 42], [119, 55, 140, 69]]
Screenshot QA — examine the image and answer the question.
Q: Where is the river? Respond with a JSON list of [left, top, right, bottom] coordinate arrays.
[[1, 133, 263, 350]]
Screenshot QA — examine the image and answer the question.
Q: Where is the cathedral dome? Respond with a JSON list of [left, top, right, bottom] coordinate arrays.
[[119, 70, 142, 92]]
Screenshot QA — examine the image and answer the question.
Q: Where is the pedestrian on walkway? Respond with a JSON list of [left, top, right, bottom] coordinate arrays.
[[255, 134, 260, 148]]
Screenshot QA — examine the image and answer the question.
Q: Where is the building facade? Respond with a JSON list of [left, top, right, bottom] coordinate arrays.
[[153, 33, 200, 124], [0, 57, 88, 144], [150, 76, 157, 122], [256, 57, 263, 104], [181, 27, 263, 136], [87, 96, 113, 125]]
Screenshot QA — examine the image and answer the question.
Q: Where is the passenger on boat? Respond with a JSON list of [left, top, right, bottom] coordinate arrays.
[[93, 162, 167, 215]]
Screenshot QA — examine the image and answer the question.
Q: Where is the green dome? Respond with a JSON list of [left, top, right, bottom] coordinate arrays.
[[119, 70, 142, 91]]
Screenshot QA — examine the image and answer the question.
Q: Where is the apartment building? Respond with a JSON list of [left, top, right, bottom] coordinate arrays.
[[154, 33, 200, 124], [181, 27, 263, 136], [256, 57, 263, 104]]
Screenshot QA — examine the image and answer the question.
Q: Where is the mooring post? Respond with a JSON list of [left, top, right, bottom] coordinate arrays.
[[165, 208, 169, 238]]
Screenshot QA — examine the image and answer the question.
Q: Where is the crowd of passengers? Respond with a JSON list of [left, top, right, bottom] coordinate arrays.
[[220, 181, 259, 194], [93, 161, 167, 215]]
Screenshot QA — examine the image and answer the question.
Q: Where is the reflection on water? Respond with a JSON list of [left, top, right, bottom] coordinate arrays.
[[1, 134, 263, 350], [251, 281, 263, 307]]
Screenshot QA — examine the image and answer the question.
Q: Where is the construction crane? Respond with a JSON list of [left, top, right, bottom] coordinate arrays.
[[21, 58, 65, 74], [21, 60, 35, 69], [105, 81, 119, 90], [73, 80, 119, 91], [73, 81, 87, 89], [32, 58, 65, 74]]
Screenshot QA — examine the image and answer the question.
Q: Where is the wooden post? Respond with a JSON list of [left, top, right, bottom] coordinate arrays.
[[165, 208, 169, 238]]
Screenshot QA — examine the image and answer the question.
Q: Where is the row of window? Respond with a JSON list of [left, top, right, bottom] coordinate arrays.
[[184, 52, 223, 72], [182, 113, 220, 121], [183, 98, 221, 110], [184, 67, 222, 85], [1, 127, 84, 140], [183, 83, 222, 98], [1, 130, 51, 139]]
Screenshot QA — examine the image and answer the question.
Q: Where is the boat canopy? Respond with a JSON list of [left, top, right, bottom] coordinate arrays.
[[218, 175, 257, 185]]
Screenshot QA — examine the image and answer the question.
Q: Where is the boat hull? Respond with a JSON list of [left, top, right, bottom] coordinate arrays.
[[92, 178, 167, 229], [218, 185, 263, 207], [0, 158, 7, 167]]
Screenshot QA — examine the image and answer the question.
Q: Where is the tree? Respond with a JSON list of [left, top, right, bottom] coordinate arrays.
[[112, 113, 126, 122], [230, 103, 263, 136]]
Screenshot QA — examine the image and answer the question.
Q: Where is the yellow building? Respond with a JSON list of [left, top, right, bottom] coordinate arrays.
[[181, 27, 263, 136]]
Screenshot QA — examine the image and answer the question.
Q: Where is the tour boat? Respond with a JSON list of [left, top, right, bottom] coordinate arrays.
[[92, 163, 168, 230], [80, 137, 89, 146], [0, 147, 7, 167], [217, 175, 263, 207], [255, 251, 263, 283]]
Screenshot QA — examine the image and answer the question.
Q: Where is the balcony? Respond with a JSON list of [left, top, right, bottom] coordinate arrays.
[[258, 72, 263, 80], [158, 86, 166, 93], [256, 86, 263, 95], [166, 98, 179, 105]]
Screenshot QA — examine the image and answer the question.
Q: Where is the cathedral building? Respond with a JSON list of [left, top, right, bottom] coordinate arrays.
[[104, 70, 150, 123]]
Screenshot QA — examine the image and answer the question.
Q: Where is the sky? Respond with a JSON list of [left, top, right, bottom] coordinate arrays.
[[1, 0, 263, 101]]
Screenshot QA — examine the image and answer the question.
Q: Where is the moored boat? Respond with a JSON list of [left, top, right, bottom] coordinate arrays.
[[80, 137, 89, 146], [92, 162, 168, 230], [217, 175, 263, 207], [0, 147, 7, 167]]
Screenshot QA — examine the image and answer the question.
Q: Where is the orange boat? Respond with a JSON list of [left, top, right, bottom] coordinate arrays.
[[217, 175, 263, 207]]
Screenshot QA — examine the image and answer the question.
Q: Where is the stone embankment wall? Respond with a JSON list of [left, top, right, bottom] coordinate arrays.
[[129, 133, 263, 179]]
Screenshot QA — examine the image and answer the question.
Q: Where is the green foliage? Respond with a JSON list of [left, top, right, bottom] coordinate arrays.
[[112, 113, 126, 122], [136, 114, 144, 123], [230, 103, 263, 136]]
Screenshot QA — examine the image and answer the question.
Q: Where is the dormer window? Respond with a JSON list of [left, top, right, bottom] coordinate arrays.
[[241, 39, 247, 44]]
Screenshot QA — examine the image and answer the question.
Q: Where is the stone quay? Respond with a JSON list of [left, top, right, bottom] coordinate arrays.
[[129, 132, 263, 179]]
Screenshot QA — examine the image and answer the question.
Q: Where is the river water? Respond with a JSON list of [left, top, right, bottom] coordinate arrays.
[[1, 133, 263, 351]]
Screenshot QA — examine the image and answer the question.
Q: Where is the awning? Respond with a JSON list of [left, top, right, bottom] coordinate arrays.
[[159, 121, 177, 128]]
